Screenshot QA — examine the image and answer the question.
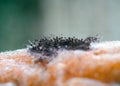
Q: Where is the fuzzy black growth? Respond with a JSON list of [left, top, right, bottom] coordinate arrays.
[[28, 36, 99, 58]]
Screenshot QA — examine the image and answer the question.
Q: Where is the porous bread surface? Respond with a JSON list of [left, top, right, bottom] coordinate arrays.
[[0, 41, 120, 86]]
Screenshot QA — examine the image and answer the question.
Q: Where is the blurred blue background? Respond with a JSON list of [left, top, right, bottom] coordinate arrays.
[[0, 0, 120, 51]]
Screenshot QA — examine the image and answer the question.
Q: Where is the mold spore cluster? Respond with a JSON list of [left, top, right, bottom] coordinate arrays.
[[28, 36, 98, 59]]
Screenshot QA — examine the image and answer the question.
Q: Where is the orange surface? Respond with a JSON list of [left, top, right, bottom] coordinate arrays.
[[0, 41, 120, 86]]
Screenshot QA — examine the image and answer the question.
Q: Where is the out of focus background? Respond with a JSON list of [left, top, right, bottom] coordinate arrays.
[[0, 0, 120, 51]]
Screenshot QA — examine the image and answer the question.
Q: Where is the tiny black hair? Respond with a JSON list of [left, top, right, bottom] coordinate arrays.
[[27, 36, 99, 63]]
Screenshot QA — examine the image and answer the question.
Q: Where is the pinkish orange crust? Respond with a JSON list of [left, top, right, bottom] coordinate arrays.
[[0, 41, 120, 86]]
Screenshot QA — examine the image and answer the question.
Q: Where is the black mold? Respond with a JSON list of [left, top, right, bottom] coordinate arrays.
[[27, 36, 99, 62]]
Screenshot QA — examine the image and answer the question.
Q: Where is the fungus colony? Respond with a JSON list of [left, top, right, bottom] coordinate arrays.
[[28, 36, 99, 62]]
